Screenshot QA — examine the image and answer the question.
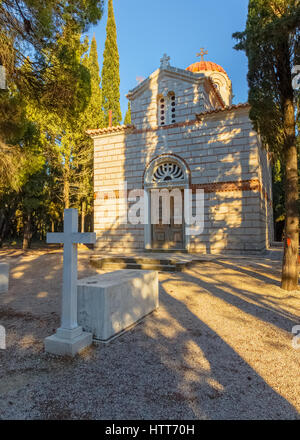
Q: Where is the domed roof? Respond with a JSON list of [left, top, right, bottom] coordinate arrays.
[[186, 61, 228, 76]]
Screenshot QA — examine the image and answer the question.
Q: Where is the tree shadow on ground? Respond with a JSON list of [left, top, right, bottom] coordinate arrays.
[[0, 251, 299, 419], [214, 258, 283, 286], [179, 263, 299, 332], [150, 282, 300, 419]]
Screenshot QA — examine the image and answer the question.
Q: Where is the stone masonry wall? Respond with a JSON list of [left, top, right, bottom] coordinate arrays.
[[93, 107, 272, 254], [130, 70, 215, 130]]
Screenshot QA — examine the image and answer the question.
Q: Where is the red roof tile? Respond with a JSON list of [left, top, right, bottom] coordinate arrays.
[[86, 124, 135, 136], [186, 61, 227, 76]]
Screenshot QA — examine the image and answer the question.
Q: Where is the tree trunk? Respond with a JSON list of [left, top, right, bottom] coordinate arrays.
[[51, 220, 55, 233], [0, 214, 7, 247], [281, 97, 299, 291], [81, 200, 86, 232], [275, 37, 299, 291], [64, 157, 70, 209], [64, 176, 70, 209], [23, 213, 32, 250]]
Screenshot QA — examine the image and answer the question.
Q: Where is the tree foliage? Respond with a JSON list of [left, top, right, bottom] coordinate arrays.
[[233, 0, 300, 290], [233, 0, 299, 155], [101, 0, 122, 126], [0, 0, 103, 91], [73, 34, 104, 230], [124, 101, 131, 125], [0, 1, 105, 247]]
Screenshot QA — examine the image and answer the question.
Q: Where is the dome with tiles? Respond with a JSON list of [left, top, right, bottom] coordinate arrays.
[[186, 60, 228, 76]]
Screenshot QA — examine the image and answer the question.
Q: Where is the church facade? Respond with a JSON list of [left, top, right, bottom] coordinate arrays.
[[88, 54, 274, 254]]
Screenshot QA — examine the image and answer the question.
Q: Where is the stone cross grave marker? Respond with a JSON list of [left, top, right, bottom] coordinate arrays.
[[44, 208, 96, 356]]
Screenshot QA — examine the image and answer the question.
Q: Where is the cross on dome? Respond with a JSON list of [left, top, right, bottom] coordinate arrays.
[[197, 48, 208, 62]]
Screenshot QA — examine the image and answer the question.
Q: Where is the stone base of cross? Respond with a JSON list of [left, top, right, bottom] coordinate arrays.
[[44, 209, 96, 357]]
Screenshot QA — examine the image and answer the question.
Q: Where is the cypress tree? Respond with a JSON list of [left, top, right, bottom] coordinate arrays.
[[74, 35, 104, 230], [233, 0, 300, 290], [83, 35, 104, 129], [124, 101, 131, 125], [101, 0, 122, 126]]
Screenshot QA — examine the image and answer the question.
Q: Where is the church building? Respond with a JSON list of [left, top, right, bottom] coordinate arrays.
[[88, 52, 274, 254]]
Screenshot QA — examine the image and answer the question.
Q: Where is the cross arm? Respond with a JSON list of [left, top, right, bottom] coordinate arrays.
[[47, 233, 65, 244], [46, 232, 96, 244], [72, 232, 96, 244]]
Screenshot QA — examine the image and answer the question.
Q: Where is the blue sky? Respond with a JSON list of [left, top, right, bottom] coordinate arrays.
[[87, 0, 249, 120]]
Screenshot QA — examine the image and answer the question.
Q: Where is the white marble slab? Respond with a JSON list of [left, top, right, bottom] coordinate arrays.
[[77, 270, 159, 342]]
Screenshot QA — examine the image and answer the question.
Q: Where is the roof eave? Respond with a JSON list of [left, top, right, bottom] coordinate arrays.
[[196, 103, 250, 119], [86, 124, 136, 138]]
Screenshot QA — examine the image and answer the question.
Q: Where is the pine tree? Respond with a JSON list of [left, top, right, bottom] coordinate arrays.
[[124, 101, 131, 125], [233, 0, 300, 291], [0, 1, 103, 96], [0, 2, 106, 244], [101, 0, 122, 126], [25, 24, 92, 211]]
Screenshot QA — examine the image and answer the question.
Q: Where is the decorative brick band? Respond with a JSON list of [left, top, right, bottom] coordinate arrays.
[[95, 178, 271, 202], [191, 179, 271, 203], [87, 104, 250, 138], [190, 179, 261, 194]]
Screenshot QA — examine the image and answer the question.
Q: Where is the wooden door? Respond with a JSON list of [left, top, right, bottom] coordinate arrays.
[[152, 190, 184, 250]]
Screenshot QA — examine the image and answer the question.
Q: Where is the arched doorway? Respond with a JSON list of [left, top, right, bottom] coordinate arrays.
[[144, 155, 190, 251]]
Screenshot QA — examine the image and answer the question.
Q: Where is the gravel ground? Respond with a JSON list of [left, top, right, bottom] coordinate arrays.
[[0, 248, 299, 420]]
